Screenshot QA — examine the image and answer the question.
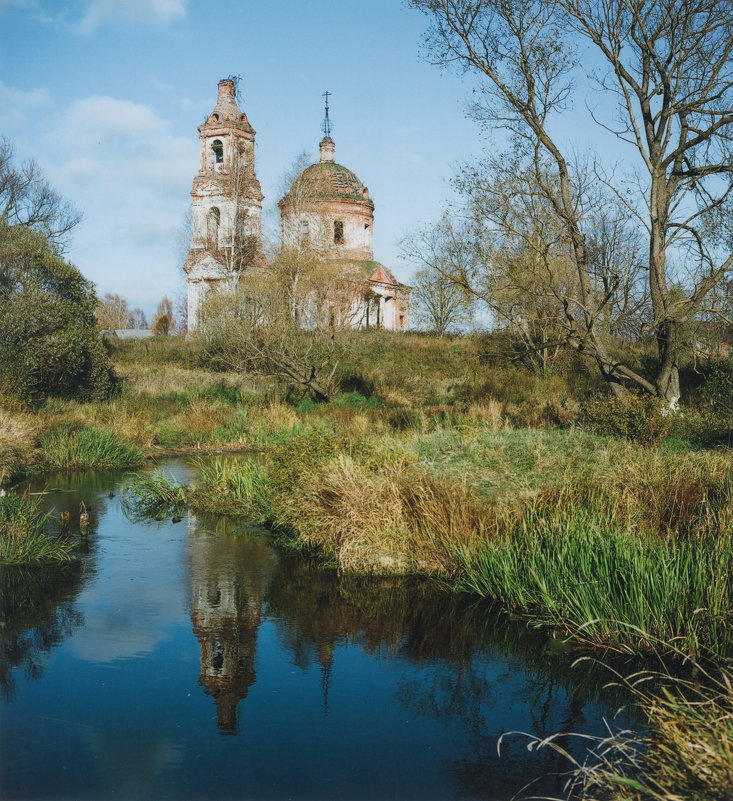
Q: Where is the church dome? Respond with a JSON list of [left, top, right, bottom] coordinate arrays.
[[288, 161, 369, 202], [281, 136, 372, 205]]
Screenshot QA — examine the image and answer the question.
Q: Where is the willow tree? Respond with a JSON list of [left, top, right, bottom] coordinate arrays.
[[196, 250, 364, 402], [411, 0, 733, 405]]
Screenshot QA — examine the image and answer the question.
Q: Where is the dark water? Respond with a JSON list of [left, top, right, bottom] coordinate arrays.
[[0, 463, 641, 801]]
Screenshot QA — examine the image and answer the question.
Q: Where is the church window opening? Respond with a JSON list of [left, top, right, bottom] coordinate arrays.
[[300, 218, 310, 238], [334, 220, 344, 244], [207, 207, 220, 249], [212, 139, 224, 170]]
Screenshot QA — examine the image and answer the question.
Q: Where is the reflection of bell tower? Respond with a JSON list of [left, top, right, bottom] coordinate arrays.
[[188, 524, 276, 734]]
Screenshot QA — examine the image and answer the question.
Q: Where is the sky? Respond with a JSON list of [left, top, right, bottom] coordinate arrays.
[[0, 0, 496, 317]]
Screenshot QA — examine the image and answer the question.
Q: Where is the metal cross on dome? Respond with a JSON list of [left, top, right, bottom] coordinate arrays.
[[321, 90, 333, 137]]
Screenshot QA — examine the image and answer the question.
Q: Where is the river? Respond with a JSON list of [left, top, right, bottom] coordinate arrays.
[[0, 462, 641, 800]]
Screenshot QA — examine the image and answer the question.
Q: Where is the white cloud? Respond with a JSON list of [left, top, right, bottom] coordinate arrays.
[[78, 0, 186, 32], [0, 80, 52, 130], [55, 95, 169, 147]]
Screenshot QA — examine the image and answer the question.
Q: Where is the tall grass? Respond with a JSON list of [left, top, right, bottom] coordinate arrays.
[[454, 496, 733, 658], [122, 470, 187, 521], [518, 647, 733, 800], [0, 492, 75, 563], [191, 456, 269, 517], [41, 424, 143, 470]]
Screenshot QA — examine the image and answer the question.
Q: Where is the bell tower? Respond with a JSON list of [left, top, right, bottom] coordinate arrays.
[[184, 78, 266, 329]]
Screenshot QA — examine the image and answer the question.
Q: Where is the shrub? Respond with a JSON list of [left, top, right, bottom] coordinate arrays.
[[0, 223, 116, 404], [702, 359, 733, 418], [582, 391, 672, 445]]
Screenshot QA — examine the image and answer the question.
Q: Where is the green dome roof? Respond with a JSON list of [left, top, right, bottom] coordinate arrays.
[[287, 161, 369, 202]]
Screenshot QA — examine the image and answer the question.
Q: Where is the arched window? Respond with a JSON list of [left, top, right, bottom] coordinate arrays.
[[207, 207, 220, 249], [211, 139, 224, 170], [334, 220, 344, 244], [300, 218, 310, 239]]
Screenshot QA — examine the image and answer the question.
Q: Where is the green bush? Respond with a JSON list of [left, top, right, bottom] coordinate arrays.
[[582, 391, 672, 445], [332, 391, 382, 410], [702, 359, 733, 418], [296, 399, 319, 414], [0, 223, 116, 404]]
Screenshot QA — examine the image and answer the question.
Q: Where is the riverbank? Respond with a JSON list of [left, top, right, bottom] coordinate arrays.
[[123, 422, 733, 660], [3, 333, 733, 655], [3, 331, 732, 800]]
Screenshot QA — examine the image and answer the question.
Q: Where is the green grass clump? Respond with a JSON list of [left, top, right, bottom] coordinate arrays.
[[40, 424, 143, 470], [454, 495, 733, 658], [0, 492, 74, 563], [191, 457, 269, 518], [122, 470, 187, 521]]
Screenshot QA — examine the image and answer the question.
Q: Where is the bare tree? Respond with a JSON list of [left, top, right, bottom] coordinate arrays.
[[152, 296, 174, 336], [410, 267, 475, 335], [454, 160, 649, 372], [195, 248, 362, 402], [401, 215, 476, 335], [130, 307, 148, 330], [411, 0, 733, 405], [0, 138, 82, 253], [96, 293, 133, 330]]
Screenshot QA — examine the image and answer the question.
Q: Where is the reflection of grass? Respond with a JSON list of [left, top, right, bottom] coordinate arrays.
[[0, 492, 74, 563], [121, 470, 187, 521], [518, 641, 733, 801]]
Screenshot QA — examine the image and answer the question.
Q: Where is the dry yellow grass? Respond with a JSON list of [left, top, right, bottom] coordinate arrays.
[[0, 410, 37, 485]]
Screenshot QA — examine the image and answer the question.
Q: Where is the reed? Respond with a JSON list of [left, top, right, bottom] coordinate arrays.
[[0, 491, 75, 563], [518, 647, 733, 801], [454, 492, 733, 659], [190, 456, 270, 517], [121, 470, 187, 521], [40, 424, 143, 470]]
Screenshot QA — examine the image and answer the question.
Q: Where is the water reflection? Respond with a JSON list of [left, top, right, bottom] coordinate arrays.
[[0, 563, 85, 699], [188, 514, 277, 733], [1, 463, 645, 801]]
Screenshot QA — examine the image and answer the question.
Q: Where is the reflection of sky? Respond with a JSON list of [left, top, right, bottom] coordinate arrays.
[[1, 464, 642, 801], [67, 504, 190, 664]]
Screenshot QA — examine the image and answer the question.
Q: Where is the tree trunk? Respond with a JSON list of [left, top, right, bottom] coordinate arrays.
[[655, 320, 681, 408]]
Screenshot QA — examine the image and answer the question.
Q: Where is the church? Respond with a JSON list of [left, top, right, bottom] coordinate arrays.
[[184, 79, 410, 330]]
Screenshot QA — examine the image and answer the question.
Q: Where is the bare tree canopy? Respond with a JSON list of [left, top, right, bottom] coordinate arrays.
[[96, 293, 133, 330], [411, 0, 733, 404], [195, 250, 366, 402], [0, 138, 82, 253], [401, 215, 476, 336]]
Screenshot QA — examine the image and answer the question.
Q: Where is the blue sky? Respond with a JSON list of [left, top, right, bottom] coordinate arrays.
[[0, 0, 495, 316]]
